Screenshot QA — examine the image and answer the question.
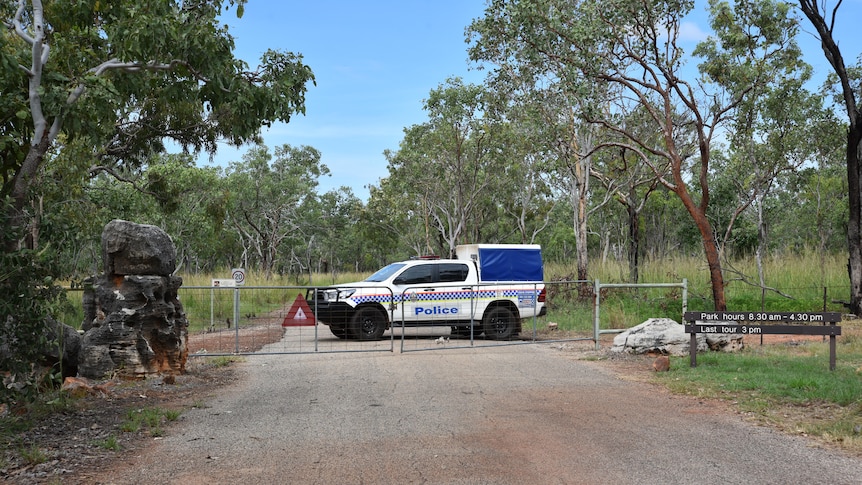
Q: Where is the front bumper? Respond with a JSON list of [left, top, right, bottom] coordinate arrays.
[[305, 290, 355, 326]]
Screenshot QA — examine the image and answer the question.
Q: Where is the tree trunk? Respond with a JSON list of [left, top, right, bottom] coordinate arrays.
[[5, 137, 50, 252], [675, 184, 726, 311], [847, 129, 862, 316], [568, 175, 592, 296], [573, 151, 590, 283], [576, 195, 588, 281], [627, 200, 639, 284], [695, 213, 726, 311], [797, 0, 862, 316], [755, 196, 767, 308]]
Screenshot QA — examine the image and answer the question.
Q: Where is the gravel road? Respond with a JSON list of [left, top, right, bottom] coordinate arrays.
[[94, 340, 862, 485]]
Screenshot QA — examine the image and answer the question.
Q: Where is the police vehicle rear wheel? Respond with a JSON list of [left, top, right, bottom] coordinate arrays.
[[350, 306, 387, 340], [483, 307, 516, 340]]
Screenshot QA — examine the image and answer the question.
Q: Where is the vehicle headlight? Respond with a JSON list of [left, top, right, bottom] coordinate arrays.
[[324, 288, 355, 301]]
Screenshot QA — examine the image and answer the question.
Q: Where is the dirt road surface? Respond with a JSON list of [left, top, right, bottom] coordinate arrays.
[[91, 339, 862, 485]]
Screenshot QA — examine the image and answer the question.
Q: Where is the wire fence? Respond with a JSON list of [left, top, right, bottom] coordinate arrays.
[[59, 279, 849, 356]]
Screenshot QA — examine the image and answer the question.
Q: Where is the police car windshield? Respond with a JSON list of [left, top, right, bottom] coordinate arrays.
[[365, 263, 407, 282]]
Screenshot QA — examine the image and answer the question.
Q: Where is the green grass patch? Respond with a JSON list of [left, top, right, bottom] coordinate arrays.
[[206, 356, 243, 368], [93, 435, 121, 451], [651, 331, 862, 452], [19, 444, 48, 466], [659, 350, 862, 405], [121, 407, 181, 436]]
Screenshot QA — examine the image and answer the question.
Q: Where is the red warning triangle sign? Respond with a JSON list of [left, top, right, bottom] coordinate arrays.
[[282, 293, 317, 327]]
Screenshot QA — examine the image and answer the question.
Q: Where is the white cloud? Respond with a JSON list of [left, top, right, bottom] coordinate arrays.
[[678, 21, 710, 43]]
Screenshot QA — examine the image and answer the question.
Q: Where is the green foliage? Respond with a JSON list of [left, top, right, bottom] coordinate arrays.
[[381, 77, 553, 256], [18, 445, 47, 466], [1, 0, 315, 254], [121, 407, 180, 436], [205, 356, 242, 368], [1, 1, 314, 406], [0, 245, 65, 405], [3, 0, 314, 192], [93, 435, 121, 452], [663, 350, 862, 405], [540, 251, 850, 333]]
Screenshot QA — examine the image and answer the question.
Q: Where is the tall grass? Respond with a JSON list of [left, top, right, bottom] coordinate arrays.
[[539, 252, 849, 334], [58, 252, 849, 333], [547, 251, 849, 311]]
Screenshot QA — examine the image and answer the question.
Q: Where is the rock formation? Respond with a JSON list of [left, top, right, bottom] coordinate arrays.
[[77, 220, 188, 379], [611, 317, 743, 356]]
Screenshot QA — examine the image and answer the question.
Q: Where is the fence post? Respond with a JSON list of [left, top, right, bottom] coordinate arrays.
[[594, 279, 600, 350], [233, 287, 240, 353], [681, 278, 687, 318]]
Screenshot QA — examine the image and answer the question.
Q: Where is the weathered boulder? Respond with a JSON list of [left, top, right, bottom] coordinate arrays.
[[42, 317, 81, 378], [78, 221, 187, 379], [703, 331, 745, 353], [102, 219, 176, 276], [0, 316, 80, 380], [611, 318, 744, 356]]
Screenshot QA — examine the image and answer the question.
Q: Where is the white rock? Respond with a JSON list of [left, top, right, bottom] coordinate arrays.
[[611, 318, 705, 356]]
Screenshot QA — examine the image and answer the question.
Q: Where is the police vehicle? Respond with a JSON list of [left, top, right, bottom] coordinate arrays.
[[307, 244, 546, 340]]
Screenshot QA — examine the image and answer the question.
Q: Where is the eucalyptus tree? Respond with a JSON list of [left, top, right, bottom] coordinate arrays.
[[469, 0, 805, 310], [536, 87, 608, 283], [139, 154, 230, 273], [384, 78, 506, 257], [66, 154, 231, 275], [483, 87, 555, 245], [797, 0, 862, 315], [1, 0, 314, 251], [588, 106, 669, 283], [471, 25, 610, 282], [718, 72, 829, 298], [225, 144, 327, 279], [1, 0, 314, 401], [302, 186, 364, 280], [360, 175, 419, 265], [501, 136, 555, 245], [769, 111, 847, 282]]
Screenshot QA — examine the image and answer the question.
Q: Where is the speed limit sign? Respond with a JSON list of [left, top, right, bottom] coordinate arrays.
[[231, 268, 246, 286]]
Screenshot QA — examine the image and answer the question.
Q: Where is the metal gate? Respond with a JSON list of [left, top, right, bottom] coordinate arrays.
[[182, 285, 394, 356], [181, 279, 687, 356], [181, 282, 597, 356]]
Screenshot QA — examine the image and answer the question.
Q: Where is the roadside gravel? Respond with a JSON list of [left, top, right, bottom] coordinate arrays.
[[84, 339, 862, 485]]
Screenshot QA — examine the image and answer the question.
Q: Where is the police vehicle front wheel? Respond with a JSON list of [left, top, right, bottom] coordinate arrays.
[[329, 324, 348, 339], [483, 306, 516, 340], [350, 306, 387, 340]]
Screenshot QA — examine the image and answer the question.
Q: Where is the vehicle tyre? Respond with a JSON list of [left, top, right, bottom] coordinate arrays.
[[350, 306, 387, 340], [482, 306, 516, 340], [329, 324, 348, 339]]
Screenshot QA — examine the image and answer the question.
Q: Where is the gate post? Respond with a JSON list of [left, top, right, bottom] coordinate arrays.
[[593, 279, 600, 350]]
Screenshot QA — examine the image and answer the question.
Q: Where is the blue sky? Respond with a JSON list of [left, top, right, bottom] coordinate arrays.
[[205, 0, 862, 200], [208, 1, 488, 199]]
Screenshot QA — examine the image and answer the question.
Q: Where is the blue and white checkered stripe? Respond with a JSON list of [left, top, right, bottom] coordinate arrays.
[[350, 288, 541, 304]]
